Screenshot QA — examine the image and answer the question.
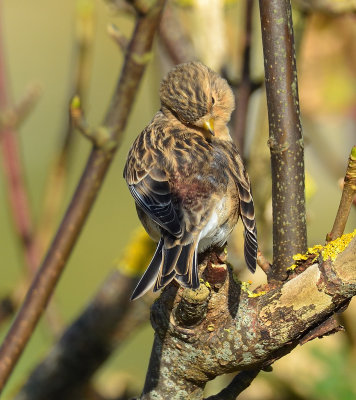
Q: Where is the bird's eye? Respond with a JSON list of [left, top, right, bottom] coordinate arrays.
[[212, 97, 215, 105]]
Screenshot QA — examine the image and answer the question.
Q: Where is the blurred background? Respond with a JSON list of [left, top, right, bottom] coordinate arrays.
[[0, 0, 355, 399]]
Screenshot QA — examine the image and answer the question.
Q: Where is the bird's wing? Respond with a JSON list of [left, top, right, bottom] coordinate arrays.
[[235, 165, 258, 273], [123, 125, 183, 238], [127, 175, 182, 237]]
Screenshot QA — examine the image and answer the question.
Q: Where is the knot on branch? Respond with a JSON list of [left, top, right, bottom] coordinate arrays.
[[174, 285, 210, 328]]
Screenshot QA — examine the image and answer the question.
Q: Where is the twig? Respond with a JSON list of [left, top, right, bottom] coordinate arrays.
[[108, 23, 129, 52], [259, 0, 307, 280], [0, 84, 41, 133], [327, 146, 356, 242], [232, 0, 254, 154], [204, 370, 260, 400], [0, 0, 166, 391]]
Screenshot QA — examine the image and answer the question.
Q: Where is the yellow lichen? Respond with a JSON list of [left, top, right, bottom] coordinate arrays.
[[322, 230, 356, 261], [287, 230, 356, 270], [240, 281, 266, 298], [207, 324, 215, 332], [115, 227, 156, 277]]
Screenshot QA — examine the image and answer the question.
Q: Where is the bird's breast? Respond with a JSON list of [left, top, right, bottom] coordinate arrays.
[[197, 197, 237, 252]]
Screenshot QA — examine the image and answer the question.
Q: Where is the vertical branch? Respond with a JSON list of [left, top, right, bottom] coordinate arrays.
[[0, 0, 166, 391], [259, 0, 307, 280], [232, 0, 254, 154]]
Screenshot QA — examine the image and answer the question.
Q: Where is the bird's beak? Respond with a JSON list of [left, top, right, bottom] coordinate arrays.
[[203, 118, 215, 135]]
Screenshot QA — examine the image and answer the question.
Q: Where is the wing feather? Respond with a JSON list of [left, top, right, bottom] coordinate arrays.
[[235, 162, 258, 273]]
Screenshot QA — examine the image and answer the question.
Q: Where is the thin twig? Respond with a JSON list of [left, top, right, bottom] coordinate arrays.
[[327, 146, 356, 242], [259, 0, 307, 280], [108, 23, 129, 52], [204, 370, 260, 400], [0, 84, 41, 133], [0, 0, 166, 391]]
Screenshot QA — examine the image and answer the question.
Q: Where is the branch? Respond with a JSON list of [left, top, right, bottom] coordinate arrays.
[[232, 0, 254, 154], [327, 146, 356, 242], [15, 228, 155, 399], [14, 270, 151, 400], [0, 0, 166, 391], [259, 0, 307, 280], [139, 236, 356, 399]]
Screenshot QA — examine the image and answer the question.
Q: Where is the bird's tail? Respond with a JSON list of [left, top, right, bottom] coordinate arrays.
[[130, 238, 199, 300]]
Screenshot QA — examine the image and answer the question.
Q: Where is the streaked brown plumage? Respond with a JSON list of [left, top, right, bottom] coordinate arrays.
[[124, 61, 257, 300]]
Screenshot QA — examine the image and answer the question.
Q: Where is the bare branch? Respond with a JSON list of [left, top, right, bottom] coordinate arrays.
[[0, 0, 166, 391], [14, 271, 151, 400], [327, 146, 356, 242], [259, 0, 307, 280]]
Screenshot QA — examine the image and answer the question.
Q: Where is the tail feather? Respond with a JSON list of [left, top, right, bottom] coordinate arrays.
[[130, 238, 164, 300], [154, 269, 176, 292], [161, 246, 182, 276], [244, 228, 257, 273], [131, 238, 200, 300], [175, 243, 199, 289]]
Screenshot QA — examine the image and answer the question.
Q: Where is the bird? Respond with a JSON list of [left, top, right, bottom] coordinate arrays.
[[123, 61, 257, 300]]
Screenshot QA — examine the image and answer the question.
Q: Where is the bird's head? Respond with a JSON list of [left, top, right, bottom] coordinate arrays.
[[160, 61, 235, 140]]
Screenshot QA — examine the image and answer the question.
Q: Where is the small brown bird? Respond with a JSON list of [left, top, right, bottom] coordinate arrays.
[[124, 61, 257, 300]]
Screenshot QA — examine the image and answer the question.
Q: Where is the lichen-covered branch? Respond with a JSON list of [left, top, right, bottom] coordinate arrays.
[[259, 0, 307, 280], [0, 0, 166, 391], [139, 236, 356, 399]]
